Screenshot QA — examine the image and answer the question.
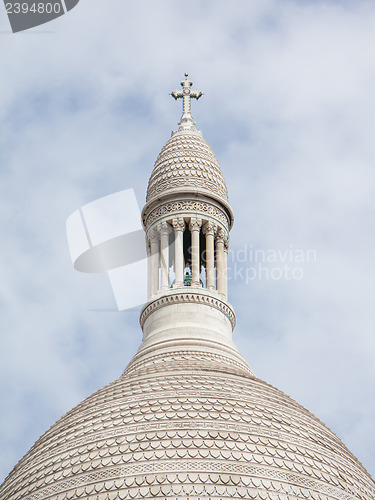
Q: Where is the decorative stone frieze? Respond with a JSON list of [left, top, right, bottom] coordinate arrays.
[[143, 199, 230, 230]]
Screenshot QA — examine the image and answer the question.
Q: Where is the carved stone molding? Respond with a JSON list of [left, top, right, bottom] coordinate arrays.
[[144, 199, 229, 229], [140, 292, 236, 330], [17, 456, 372, 500]]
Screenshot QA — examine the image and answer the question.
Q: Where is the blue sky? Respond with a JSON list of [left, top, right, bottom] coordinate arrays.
[[1, 0, 375, 483]]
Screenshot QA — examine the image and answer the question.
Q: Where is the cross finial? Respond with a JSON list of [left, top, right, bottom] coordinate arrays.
[[171, 74, 203, 130]]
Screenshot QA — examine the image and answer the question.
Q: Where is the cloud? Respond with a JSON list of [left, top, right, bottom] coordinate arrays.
[[0, 0, 375, 482]]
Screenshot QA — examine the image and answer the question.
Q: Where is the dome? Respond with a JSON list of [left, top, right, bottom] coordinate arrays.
[[1, 349, 374, 500], [146, 128, 229, 206]]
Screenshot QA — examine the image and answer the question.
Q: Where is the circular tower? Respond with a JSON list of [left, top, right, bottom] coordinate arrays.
[[0, 77, 374, 500], [137, 74, 246, 377]]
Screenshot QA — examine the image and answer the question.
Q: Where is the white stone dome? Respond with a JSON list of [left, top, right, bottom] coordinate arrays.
[[146, 128, 229, 206], [1, 348, 374, 500]]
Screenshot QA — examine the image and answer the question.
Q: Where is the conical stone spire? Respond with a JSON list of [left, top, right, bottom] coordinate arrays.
[[146, 76, 230, 207]]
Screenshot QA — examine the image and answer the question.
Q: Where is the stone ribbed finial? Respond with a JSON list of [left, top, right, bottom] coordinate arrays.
[[171, 73, 203, 130]]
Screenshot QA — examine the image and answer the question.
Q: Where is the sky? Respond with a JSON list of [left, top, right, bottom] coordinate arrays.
[[1, 0, 375, 484]]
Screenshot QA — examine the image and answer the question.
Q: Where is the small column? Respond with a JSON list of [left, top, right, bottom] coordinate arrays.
[[158, 221, 171, 291], [149, 228, 159, 296], [203, 221, 216, 290], [172, 218, 185, 287], [216, 228, 226, 297], [146, 237, 152, 300], [223, 234, 229, 299], [189, 218, 202, 286]]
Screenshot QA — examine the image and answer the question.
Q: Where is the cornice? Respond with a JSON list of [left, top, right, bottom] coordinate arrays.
[[140, 290, 236, 331]]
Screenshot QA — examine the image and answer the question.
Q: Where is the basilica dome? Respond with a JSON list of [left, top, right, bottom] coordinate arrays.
[[1, 348, 374, 500], [1, 76, 374, 500]]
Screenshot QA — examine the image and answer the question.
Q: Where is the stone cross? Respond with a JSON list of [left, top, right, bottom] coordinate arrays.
[[171, 74, 202, 129]]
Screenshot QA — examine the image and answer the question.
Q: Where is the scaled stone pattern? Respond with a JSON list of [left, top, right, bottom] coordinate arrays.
[[1, 352, 374, 500], [146, 129, 229, 205]]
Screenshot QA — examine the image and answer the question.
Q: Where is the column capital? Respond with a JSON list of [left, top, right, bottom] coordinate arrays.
[[189, 217, 202, 231], [223, 236, 229, 252], [216, 227, 227, 243], [217, 228, 229, 250], [157, 221, 172, 236], [148, 228, 159, 243], [172, 217, 185, 232], [202, 221, 216, 236], [204, 221, 215, 290]]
